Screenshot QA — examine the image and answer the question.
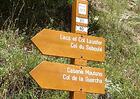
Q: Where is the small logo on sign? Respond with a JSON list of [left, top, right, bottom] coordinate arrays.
[[76, 26, 88, 33], [78, 4, 87, 15], [76, 17, 88, 24]]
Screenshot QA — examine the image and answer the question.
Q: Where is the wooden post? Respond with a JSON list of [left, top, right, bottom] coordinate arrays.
[[70, 0, 88, 99], [70, 59, 87, 99], [71, 0, 88, 34]]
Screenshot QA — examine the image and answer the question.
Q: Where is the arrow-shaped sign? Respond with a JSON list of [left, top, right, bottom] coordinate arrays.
[[30, 61, 105, 94], [32, 29, 105, 61]]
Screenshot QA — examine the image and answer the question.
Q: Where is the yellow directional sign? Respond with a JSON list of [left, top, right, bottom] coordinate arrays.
[[30, 61, 105, 94], [32, 29, 105, 61]]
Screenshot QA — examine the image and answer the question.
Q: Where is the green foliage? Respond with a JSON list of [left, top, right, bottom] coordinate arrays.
[[67, 0, 73, 4], [0, 0, 71, 33], [0, 30, 69, 98], [88, 0, 140, 98]]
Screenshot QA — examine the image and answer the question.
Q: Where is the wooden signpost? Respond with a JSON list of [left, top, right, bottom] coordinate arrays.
[[30, 61, 105, 94], [71, 0, 88, 34], [32, 29, 105, 61], [30, 0, 106, 99]]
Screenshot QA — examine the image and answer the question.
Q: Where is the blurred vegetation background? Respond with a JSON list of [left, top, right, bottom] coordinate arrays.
[[0, 0, 140, 99]]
